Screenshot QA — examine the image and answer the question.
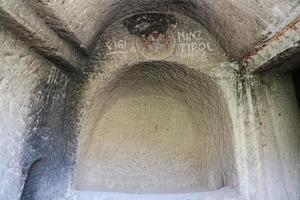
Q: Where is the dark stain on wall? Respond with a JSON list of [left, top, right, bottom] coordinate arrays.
[[293, 69, 300, 107], [20, 67, 85, 199], [123, 13, 176, 37], [20, 158, 45, 200]]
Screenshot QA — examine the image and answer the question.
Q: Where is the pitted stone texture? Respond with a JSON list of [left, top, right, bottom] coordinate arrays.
[[89, 12, 227, 73], [72, 13, 239, 197], [243, 18, 300, 73], [253, 72, 300, 200], [0, 0, 87, 71], [0, 27, 61, 200], [74, 63, 237, 193], [26, 0, 300, 58]]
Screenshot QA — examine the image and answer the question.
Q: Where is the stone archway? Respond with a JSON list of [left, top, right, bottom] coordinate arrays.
[[74, 61, 236, 193]]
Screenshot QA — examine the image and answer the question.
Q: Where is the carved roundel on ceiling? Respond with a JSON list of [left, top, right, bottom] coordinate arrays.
[[135, 29, 177, 60]]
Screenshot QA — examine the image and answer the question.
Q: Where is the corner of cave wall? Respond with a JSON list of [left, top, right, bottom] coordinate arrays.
[[247, 71, 300, 200], [0, 26, 69, 200], [0, 2, 299, 199]]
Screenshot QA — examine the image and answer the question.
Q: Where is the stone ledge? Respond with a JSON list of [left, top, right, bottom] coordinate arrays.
[[242, 17, 300, 73]]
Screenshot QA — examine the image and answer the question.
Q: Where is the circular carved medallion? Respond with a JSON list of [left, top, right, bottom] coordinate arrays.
[[135, 29, 177, 60]]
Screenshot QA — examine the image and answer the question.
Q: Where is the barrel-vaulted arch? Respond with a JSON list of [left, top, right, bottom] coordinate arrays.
[[74, 61, 237, 193], [80, 0, 265, 58], [0, 0, 299, 199], [29, 0, 272, 59]]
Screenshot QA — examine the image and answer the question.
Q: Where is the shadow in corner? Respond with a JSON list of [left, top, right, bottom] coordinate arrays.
[[293, 69, 300, 107], [20, 158, 45, 200]]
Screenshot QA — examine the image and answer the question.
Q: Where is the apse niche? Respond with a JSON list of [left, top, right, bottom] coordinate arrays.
[[73, 63, 236, 193], [72, 12, 238, 199]]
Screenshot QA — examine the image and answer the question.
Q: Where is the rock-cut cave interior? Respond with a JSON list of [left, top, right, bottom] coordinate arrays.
[[0, 1, 299, 200]]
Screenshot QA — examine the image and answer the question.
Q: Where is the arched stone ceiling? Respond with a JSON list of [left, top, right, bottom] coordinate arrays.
[[28, 0, 300, 59]]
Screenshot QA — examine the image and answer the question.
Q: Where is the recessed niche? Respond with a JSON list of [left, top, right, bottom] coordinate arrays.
[[74, 61, 236, 193]]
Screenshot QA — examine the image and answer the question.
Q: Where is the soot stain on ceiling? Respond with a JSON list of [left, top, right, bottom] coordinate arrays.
[[123, 13, 177, 37]]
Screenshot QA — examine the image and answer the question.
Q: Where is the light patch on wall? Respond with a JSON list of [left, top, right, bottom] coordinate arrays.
[[73, 62, 236, 193]]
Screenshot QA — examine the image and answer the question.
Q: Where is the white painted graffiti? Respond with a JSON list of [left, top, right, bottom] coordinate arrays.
[[178, 42, 215, 53], [177, 30, 204, 42], [102, 30, 218, 59], [105, 38, 128, 55], [176, 30, 218, 58]]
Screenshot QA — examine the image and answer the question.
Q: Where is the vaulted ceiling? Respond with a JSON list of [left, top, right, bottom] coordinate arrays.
[[0, 0, 298, 72], [28, 0, 300, 58]]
